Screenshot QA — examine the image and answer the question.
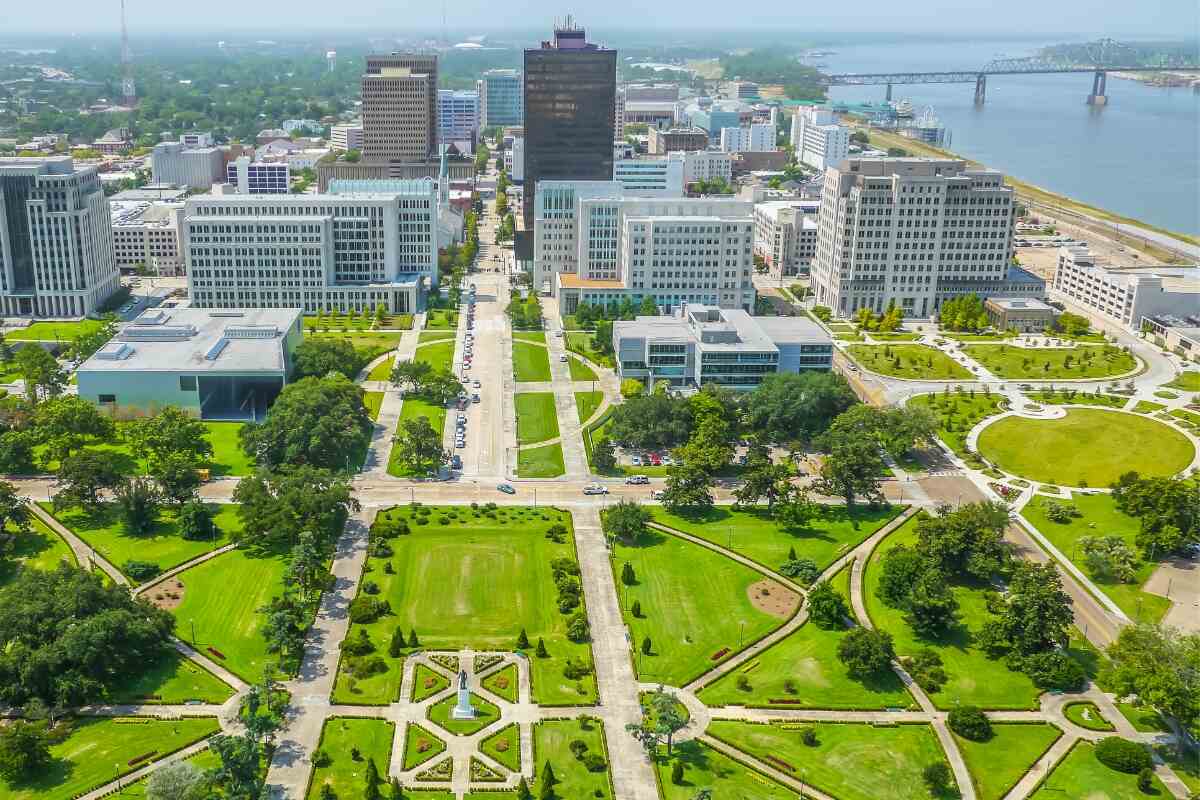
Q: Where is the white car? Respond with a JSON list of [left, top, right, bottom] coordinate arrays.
[[559, 354, 568, 362], [630, 455, 642, 466], [582, 484, 609, 495]]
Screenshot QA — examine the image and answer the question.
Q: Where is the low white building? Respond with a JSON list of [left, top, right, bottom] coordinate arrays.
[[791, 106, 849, 172], [110, 200, 186, 276], [719, 123, 777, 153], [1053, 246, 1200, 330], [151, 139, 224, 190], [753, 200, 821, 279], [680, 150, 732, 185], [612, 152, 684, 197]]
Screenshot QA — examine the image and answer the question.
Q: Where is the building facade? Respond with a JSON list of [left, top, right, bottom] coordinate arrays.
[[718, 123, 777, 153], [1052, 246, 1200, 330], [810, 158, 1024, 318], [681, 150, 733, 185], [151, 140, 225, 190], [227, 157, 290, 194], [753, 200, 820, 279], [1142, 317, 1200, 364], [183, 180, 441, 314], [0, 157, 120, 317], [613, 304, 831, 389], [648, 127, 709, 155], [437, 89, 479, 152], [983, 297, 1058, 333], [110, 200, 185, 276], [479, 69, 523, 127], [790, 106, 849, 172], [612, 153, 684, 197], [330, 124, 364, 152], [361, 53, 438, 164]]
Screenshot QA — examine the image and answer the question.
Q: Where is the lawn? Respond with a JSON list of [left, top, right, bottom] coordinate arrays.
[[963, 344, 1137, 379], [613, 528, 789, 686], [1133, 400, 1166, 414], [481, 724, 520, 772], [304, 312, 373, 331], [171, 546, 298, 682], [32, 421, 254, 477], [977, 409, 1194, 486], [3, 319, 106, 341], [1165, 371, 1200, 391], [650, 504, 902, 578], [387, 397, 448, 477], [707, 720, 948, 800], [335, 506, 596, 706], [0, 716, 219, 800], [481, 664, 518, 703], [655, 740, 800, 800], [1116, 702, 1170, 733], [940, 331, 1014, 342], [425, 308, 459, 329], [412, 664, 449, 702], [415, 340, 455, 373], [1029, 741, 1168, 799], [512, 341, 552, 382], [908, 391, 1008, 458], [566, 331, 614, 368], [42, 502, 243, 583], [574, 391, 603, 424], [1026, 389, 1128, 408], [366, 353, 396, 381], [307, 718, 396, 800], [864, 516, 1042, 709], [309, 331, 404, 350], [533, 719, 612, 799], [518, 443, 565, 478], [108, 647, 235, 704], [403, 723, 447, 771], [419, 331, 456, 343], [954, 723, 1063, 800], [1063, 702, 1115, 731], [513, 331, 546, 343], [428, 692, 501, 736], [1172, 408, 1200, 427], [568, 356, 598, 381], [515, 392, 559, 445], [363, 391, 384, 421], [0, 516, 74, 584], [1022, 493, 1171, 624], [845, 344, 972, 380], [868, 331, 921, 341]]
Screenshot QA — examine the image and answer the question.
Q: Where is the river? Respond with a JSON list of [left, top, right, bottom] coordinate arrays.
[[821, 38, 1199, 237]]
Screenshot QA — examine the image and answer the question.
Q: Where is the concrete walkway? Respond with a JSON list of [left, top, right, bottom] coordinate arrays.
[[361, 330, 419, 479], [28, 501, 128, 586]]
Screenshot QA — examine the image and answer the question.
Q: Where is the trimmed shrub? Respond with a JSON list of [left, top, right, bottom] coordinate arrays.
[[1022, 651, 1087, 692], [1094, 737, 1152, 774], [947, 706, 991, 742]]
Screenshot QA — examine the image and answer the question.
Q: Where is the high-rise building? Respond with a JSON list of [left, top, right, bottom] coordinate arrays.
[[110, 200, 186, 276], [226, 157, 290, 194], [0, 157, 120, 316], [330, 124, 364, 152], [680, 150, 733, 185], [753, 200, 821, 279], [478, 69, 523, 128], [437, 89, 479, 152], [791, 106, 850, 172], [361, 53, 438, 164], [718, 123, 777, 153], [810, 158, 1027, 318], [521, 20, 616, 232]]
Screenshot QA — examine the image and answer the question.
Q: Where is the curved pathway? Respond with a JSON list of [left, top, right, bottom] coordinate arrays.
[[134, 542, 238, 597], [28, 501, 128, 586]]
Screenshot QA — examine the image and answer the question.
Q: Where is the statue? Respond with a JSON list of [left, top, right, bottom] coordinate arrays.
[[451, 669, 475, 720]]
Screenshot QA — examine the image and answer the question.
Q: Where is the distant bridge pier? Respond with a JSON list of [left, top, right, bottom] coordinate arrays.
[[1087, 69, 1108, 105], [885, 82, 893, 102], [974, 74, 987, 105]]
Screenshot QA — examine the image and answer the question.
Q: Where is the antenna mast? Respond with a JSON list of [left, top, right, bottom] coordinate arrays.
[[120, 0, 136, 107]]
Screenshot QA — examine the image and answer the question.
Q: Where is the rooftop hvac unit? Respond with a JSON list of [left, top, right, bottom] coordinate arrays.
[[223, 325, 279, 339], [120, 325, 198, 341], [93, 342, 134, 360], [205, 338, 229, 360]]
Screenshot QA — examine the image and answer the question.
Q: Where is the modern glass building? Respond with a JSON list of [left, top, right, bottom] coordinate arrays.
[[478, 69, 523, 128]]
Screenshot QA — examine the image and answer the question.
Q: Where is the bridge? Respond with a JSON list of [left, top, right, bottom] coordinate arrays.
[[824, 39, 1200, 106]]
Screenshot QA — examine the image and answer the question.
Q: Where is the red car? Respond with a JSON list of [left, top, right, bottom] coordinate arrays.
[[648, 453, 662, 466]]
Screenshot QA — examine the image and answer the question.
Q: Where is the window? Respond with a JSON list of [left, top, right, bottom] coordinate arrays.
[[98, 394, 116, 404], [179, 376, 198, 392]]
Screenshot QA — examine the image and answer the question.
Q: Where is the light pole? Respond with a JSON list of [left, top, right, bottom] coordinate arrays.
[[190, 619, 196, 645], [409, 486, 415, 504], [114, 764, 121, 791], [738, 620, 745, 650]]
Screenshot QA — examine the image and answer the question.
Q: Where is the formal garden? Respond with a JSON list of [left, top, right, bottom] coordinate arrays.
[[845, 344, 972, 380], [962, 343, 1137, 379]]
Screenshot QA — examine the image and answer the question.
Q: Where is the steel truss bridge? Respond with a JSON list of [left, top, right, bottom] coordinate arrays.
[[824, 39, 1200, 105]]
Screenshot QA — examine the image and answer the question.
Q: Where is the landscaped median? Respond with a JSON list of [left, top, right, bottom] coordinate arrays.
[[307, 717, 396, 800], [845, 343, 973, 380], [962, 343, 1138, 380], [515, 391, 559, 445], [512, 340, 552, 382]]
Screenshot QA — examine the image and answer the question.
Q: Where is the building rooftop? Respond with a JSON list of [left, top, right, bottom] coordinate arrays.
[[110, 200, 183, 229], [110, 184, 190, 202], [77, 308, 302, 374], [558, 274, 624, 289], [616, 305, 830, 352], [986, 297, 1056, 311]]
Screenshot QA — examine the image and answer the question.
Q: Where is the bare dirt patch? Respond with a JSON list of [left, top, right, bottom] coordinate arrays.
[[145, 578, 186, 611], [747, 579, 800, 619]]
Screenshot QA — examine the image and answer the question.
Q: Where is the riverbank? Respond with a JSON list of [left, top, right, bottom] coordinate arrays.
[[845, 119, 1199, 262]]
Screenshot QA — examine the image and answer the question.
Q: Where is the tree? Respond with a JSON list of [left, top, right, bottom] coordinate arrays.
[[875, 545, 927, 608], [0, 720, 51, 782], [922, 762, 953, 795], [906, 569, 960, 639], [66, 317, 118, 363], [621, 562, 636, 585], [0, 481, 30, 542], [1094, 737, 1153, 774], [239, 374, 373, 471], [1078, 536, 1139, 583], [602, 499, 652, 544], [536, 637, 548, 657], [292, 336, 363, 380], [607, 393, 692, 450], [114, 476, 161, 537], [209, 734, 263, 800], [154, 451, 204, 506], [287, 531, 326, 604], [0, 430, 37, 474], [814, 437, 884, 509], [671, 760, 685, 784], [540, 761, 558, 800], [734, 459, 793, 509], [916, 502, 1011, 582], [659, 464, 714, 512], [1111, 472, 1199, 558], [742, 372, 857, 444], [392, 416, 445, 475], [389, 360, 433, 393], [517, 628, 530, 649], [125, 406, 213, 469], [593, 437, 617, 471], [146, 760, 206, 800], [516, 776, 532, 800], [54, 448, 127, 512], [1101, 623, 1200, 730], [641, 636, 653, 654], [947, 705, 991, 741], [260, 590, 307, 669], [178, 499, 215, 541], [638, 296, 658, 315], [33, 395, 115, 465], [15, 345, 66, 402], [836, 627, 895, 679], [982, 562, 1073, 657], [232, 465, 357, 548], [365, 757, 383, 800], [773, 488, 819, 530], [649, 690, 687, 755], [806, 580, 848, 629]]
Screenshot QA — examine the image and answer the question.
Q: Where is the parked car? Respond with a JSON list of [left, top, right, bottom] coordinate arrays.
[[497, 482, 516, 494], [559, 354, 568, 362], [582, 484, 609, 495], [472, 380, 482, 388], [625, 475, 649, 485]]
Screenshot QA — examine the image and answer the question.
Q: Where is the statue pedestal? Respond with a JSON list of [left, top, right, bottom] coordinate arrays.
[[451, 687, 475, 720]]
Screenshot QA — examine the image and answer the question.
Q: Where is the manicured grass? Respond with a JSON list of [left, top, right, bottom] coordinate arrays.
[[515, 391, 559, 445], [412, 664, 450, 702], [481, 724, 520, 772], [978, 409, 1194, 487], [940, 331, 1014, 342], [909, 391, 1008, 458], [1165, 371, 1200, 391], [1029, 741, 1167, 799], [513, 331, 546, 343], [1022, 493, 1171, 624], [304, 312, 373, 331], [109, 647, 235, 704], [512, 341, 552, 381], [1172, 407, 1200, 427], [1063, 701, 1115, 731], [568, 356, 598, 381], [574, 391, 603, 424], [172, 547, 298, 682], [614, 529, 788, 686], [566, 331, 615, 368], [481, 663, 518, 703], [1133, 399, 1166, 414], [655, 740, 799, 799], [42, 502, 242, 583], [425, 308, 459, 329], [366, 353, 396, 381], [533, 719, 611, 799], [403, 722, 447, 771], [387, 397, 448, 478], [32, 421, 254, 477], [868, 331, 921, 341], [415, 339, 455, 373], [0, 517, 74, 584], [338, 506, 596, 706], [518, 442, 565, 478], [1157, 744, 1200, 794], [707, 720, 947, 800], [310, 331, 404, 350], [307, 718, 396, 800], [363, 391, 384, 421], [864, 516, 1041, 709], [1026, 389, 1128, 408], [1116, 702, 1169, 733], [4, 319, 105, 341], [846, 344, 972, 380], [419, 331, 456, 343], [650, 504, 902, 578], [0, 716, 219, 800], [428, 692, 500, 736], [954, 723, 1063, 800], [963, 343, 1137, 379]]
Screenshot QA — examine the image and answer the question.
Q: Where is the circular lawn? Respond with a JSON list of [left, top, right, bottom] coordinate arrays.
[[976, 408, 1195, 487]]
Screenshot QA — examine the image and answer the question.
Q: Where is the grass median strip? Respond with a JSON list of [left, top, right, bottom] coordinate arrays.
[[515, 391, 559, 445], [518, 442, 565, 478], [513, 341, 552, 381]]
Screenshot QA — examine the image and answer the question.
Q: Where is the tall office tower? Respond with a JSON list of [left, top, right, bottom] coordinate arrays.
[[437, 89, 480, 151], [791, 106, 850, 172], [0, 157, 120, 316], [361, 53, 438, 164], [521, 19, 616, 232], [810, 158, 1019, 319], [478, 69, 523, 127]]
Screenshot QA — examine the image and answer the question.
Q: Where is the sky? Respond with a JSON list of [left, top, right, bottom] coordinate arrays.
[[5, 0, 1197, 37]]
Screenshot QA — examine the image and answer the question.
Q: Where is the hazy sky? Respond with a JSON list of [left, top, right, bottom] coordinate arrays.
[[6, 0, 1198, 37]]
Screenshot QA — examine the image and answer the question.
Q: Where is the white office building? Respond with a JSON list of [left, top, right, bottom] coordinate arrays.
[[110, 200, 186, 276], [438, 89, 479, 152], [507, 137, 525, 182], [479, 69, 523, 128], [151, 139, 225, 190], [791, 106, 850, 172], [681, 150, 733, 185], [753, 200, 821, 279], [227, 157, 290, 194], [1053, 246, 1200, 330], [533, 180, 756, 313], [612, 152, 684, 197], [0, 157, 120, 317], [810, 158, 1041, 319], [330, 124, 365, 152], [718, 123, 777, 153], [183, 179, 442, 314]]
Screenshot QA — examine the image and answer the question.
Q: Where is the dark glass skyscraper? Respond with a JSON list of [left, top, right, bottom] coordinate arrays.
[[521, 20, 616, 232]]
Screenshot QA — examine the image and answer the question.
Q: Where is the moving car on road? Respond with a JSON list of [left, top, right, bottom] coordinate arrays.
[[497, 483, 516, 494]]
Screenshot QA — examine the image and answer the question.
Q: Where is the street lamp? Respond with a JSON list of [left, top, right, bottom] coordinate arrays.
[[738, 620, 746, 650]]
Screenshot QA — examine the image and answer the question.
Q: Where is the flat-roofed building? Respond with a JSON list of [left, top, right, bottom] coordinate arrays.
[[1053, 246, 1200, 331], [791, 106, 849, 172], [753, 200, 820, 279], [984, 297, 1058, 333], [1142, 315, 1200, 364], [479, 69, 523, 127], [151, 139, 225, 190], [647, 126, 709, 155], [330, 124, 364, 152], [226, 156, 290, 194], [109, 200, 186, 276], [612, 152, 684, 197]]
